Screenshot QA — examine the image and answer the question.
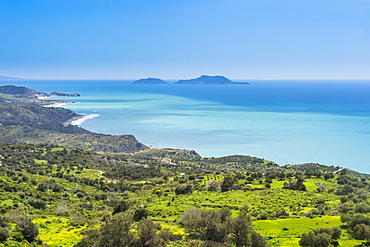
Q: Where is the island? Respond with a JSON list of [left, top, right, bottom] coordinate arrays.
[[175, 75, 248, 84], [132, 77, 168, 84]]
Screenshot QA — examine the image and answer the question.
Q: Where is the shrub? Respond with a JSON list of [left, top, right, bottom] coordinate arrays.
[[133, 208, 149, 222], [112, 200, 130, 215], [299, 227, 341, 247], [16, 217, 39, 242], [351, 224, 370, 240], [0, 227, 10, 242], [175, 184, 194, 195], [27, 198, 47, 210]]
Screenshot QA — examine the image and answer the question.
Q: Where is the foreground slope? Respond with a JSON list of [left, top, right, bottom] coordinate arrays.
[[0, 143, 369, 247]]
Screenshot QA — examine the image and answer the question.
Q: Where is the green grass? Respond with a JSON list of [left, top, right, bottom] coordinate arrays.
[[253, 216, 364, 247], [33, 216, 87, 246], [69, 168, 103, 180], [34, 159, 48, 164]]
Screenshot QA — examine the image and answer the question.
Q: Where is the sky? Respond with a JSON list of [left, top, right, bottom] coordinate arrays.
[[1, 0, 370, 80]]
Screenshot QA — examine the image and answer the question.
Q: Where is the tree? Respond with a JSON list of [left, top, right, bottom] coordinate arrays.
[[112, 200, 130, 215], [133, 208, 149, 222], [180, 208, 231, 243], [221, 177, 235, 192], [98, 214, 135, 247], [175, 184, 194, 195], [299, 232, 330, 247], [231, 211, 268, 247], [0, 227, 10, 242], [136, 218, 165, 247], [299, 227, 341, 247], [351, 224, 370, 240], [180, 208, 269, 247], [16, 217, 39, 242]]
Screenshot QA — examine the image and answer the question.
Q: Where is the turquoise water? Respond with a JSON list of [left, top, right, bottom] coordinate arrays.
[[5, 80, 370, 173]]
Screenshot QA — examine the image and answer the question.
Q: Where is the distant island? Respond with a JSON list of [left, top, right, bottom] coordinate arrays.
[[176, 75, 248, 84], [133, 77, 168, 84], [0, 75, 22, 80]]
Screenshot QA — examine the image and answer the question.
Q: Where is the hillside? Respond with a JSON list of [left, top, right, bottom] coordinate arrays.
[[0, 143, 369, 247], [0, 87, 148, 153], [0, 85, 79, 99]]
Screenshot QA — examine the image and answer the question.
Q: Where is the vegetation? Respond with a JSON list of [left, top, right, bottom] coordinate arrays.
[[0, 142, 369, 246], [0, 88, 369, 246]]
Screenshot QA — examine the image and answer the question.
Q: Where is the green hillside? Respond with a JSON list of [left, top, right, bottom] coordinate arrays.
[[0, 143, 369, 246]]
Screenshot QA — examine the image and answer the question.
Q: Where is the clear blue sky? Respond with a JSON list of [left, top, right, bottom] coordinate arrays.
[[1, 0, 370, 80]]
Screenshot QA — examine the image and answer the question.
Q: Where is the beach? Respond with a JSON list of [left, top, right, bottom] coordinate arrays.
[[63, 114, 99, 127]]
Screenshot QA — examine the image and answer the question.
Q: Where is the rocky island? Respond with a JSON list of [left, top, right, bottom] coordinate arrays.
[[132, 77, 168, 84], [176, 75, 248, 84]]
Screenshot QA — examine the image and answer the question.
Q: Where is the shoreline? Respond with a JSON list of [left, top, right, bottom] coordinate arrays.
[[44, 102, 68, 108], [63, 114, 99, 127]]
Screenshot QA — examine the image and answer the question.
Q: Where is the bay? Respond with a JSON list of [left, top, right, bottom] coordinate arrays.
[[9, 79, 370, 173]]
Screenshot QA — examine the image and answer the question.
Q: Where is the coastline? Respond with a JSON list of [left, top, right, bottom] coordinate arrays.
[[63, 114, 99, 127], [44, 102, 68, 108]]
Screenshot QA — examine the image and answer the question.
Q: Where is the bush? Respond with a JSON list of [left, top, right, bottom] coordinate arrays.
[[16, 217, 39, 242], [28, 198, 47, 210], [133, 208, 149, 222], [0, 227, 10, 242], [112, 200, 130, 215], [175, 184, 194, 195], [299, 232, 330, 247], [351, 224, 370, 240], [299, 227, 341, 247]]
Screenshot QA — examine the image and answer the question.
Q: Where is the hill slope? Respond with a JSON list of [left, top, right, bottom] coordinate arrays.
[[0, 87, 148, 153]]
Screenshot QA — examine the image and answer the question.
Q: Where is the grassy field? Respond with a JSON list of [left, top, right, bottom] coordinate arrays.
[[254, 216, 363, 246], [33, 216, 88, 246]]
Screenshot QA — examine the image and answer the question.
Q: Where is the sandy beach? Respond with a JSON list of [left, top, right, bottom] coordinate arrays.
[[44, 102, 68, 108], [63, 114, 99, 127]]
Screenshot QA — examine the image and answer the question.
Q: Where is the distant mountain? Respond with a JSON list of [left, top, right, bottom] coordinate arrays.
[[0, 75, 22, 80], [133, 78, 168, 84], [0, 85, 80, 99], [176, 75, 237, 84]]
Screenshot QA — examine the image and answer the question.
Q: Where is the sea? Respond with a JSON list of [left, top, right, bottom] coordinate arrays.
[[4, 79, 370, 174]]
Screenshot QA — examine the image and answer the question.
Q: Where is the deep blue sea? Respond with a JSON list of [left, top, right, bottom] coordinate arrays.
[[3, 79, 370, 173]]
